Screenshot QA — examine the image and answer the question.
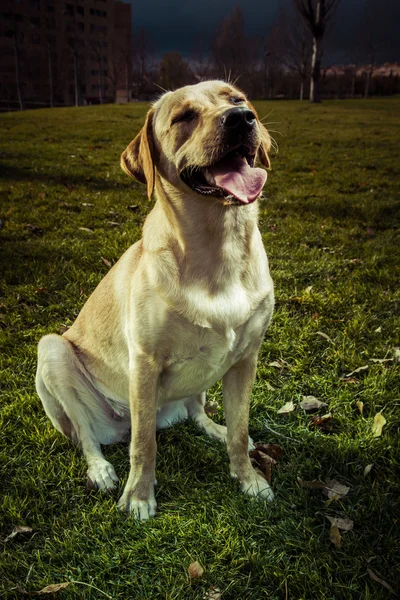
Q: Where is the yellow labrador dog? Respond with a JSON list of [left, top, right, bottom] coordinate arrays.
[[36, 80, 274, 520]]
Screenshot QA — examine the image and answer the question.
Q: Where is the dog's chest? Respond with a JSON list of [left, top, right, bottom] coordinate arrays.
[[159, 293, 273, 402]]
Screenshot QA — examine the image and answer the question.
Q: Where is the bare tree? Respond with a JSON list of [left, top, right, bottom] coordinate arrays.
[[278, 10, 312, 100], [159, 52, 193, 91], [294, 0, 340, 103], [213, 6, 250, 82]]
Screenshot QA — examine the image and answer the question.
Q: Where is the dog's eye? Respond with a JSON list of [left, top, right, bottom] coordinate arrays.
[[171, 110, 196, 125], [230, 97, 245, 105]]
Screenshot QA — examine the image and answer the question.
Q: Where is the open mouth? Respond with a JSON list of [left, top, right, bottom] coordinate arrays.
[[180, 145, 267, 205]]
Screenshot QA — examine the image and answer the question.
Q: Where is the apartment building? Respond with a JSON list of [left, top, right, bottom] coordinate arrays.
[[0, 0, 132, 109]]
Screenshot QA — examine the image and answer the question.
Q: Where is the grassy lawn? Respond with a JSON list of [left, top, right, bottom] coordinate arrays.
[[1, 97, 399, 599]]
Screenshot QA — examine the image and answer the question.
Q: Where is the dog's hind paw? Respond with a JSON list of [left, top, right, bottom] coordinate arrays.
[[87, 459, 118, 492]]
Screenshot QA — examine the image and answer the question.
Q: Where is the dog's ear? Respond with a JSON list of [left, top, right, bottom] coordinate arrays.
[[257, 123, 271, 169], [121, 109, 155, 200]]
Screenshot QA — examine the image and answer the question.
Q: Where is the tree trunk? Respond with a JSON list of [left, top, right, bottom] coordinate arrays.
[[310, 35, 321, 103], [299, 78, 304, 101], [47, 42, 54, 108], [126, 60, 129, 102], [13, 33, 24, 111], [73, 52, 79, 107], [351, 72, 356, 99], [98, 62, 103, 104], [364, 69, 372, 99]]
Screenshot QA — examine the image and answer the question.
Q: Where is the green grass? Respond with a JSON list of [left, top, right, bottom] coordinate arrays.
[[1, 98, 399, 599]]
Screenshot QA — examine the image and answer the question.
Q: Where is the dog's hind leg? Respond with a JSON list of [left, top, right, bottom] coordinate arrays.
[[185, 393, 255, 450], [36, 334, 121, 491]]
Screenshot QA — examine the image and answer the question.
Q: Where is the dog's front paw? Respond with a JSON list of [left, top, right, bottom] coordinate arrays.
[[239, 472, 274, 502], [117, 490, 157, 520], [87, 459, 118, 491]]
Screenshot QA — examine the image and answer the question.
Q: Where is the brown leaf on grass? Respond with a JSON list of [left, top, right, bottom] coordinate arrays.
[[344, 365, 369, 378], [25, 223, 42, 235], [364, 464, 374, 476], [188, 561, 204, 579], [64, 183, 75, 192], [254, 442, 283, 462], [393, 347, 400, 364], [372, 412, 386, 437], [38, 192, 46, 198], [204, 400, 219, 416], [315, 331, 333, 343], [78, 227, 94, 233], [326, 516, 354, 531], [58, 201, 70, 208], [297, 478, 326, 489], [268, 359, 290, 369], [277, 401, 295, 414], [356, 400, 364, 414], [309, 413, 334, 433], [249, 449, 276, 484], [300, 396, 328, 411], [323, 479, 350, 500], [4, 525, 34, 543], [101, 257, 112, 269], [329, 524, 342, 548], [17, 582, 71, 596], [203, 588, 222, 600], [367, 568, 396, 595], [341, 377, 358, 384]]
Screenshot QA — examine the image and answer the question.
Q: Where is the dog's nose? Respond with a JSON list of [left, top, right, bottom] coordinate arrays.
[[221, 107, 256, 130]]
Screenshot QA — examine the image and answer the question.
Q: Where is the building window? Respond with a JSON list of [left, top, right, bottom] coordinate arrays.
[[65, 3, 74, 16], [76, 6, 84, 16], [31, 0, 40, 9], [77, 22, 84, 31], [46, 0, 55, 11]]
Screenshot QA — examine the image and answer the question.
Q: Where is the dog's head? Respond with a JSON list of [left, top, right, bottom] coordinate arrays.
[[121, 80, 271, 206]]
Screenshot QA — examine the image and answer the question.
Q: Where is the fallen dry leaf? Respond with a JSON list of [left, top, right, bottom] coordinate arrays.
[[277, 401, 295, 414], [17, 582, 71, 595], [203, 588, 222, 600], [329, 524, 342, 548], [315, 331, 333, 343], [367, 568, 396, 595], [101, 257, 112, 269], [309, 413, 334, 433], [268, 360, 286, 369], [127, 204, 139, 212], [356, 400, 364, 414], [344, 365, 369, 378], [250, 449, 276, 483], [341, 377, 358, 384], [204, 400, 219, 416], [326, 516, 354, 531], [188, 561, 204, 579], [372, 412, 386, 437], [363, 464, 374, 476], [107, 221, 122, 227], [393, 347, 400, 364], [297, 478, 326, 489], [78, 227, 94, 233], [24, 223, 42, 235], [323, 479, 350, 500], [300, 396, 328, 411], [4, 525, 34, 543], [254, 442, 283, 461]]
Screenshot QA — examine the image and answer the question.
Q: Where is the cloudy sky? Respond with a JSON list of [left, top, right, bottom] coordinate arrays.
[[121, 0, 400, 64]]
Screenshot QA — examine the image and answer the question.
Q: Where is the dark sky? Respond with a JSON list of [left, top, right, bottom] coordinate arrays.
[[121, 0, 400, 64]]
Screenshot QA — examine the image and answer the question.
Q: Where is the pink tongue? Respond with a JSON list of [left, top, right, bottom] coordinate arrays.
[[209, 154, 267, 204]]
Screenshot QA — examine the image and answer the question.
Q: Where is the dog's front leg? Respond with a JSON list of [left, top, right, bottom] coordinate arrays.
[[223, 352, 274, 502], [118, 355, 160, 520]]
